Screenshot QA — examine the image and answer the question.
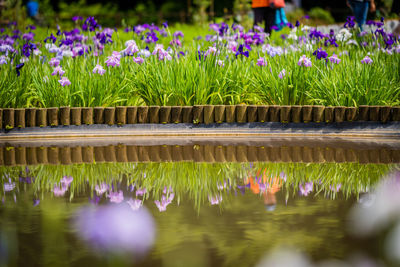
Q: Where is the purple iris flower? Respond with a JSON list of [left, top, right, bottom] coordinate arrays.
[[361, 55, 373, 64], [162, 21, 168, 28], [295, 20, 300, 27], [16, 63, 24, 76], [235, 44, 249, 58], [173, 31, 184, 38], [72, 16, 83, 22], [344, 16, 356, 28], [313, 47, 328, 60], [309, 29, 325, 41], [44, 33, 57, 44]]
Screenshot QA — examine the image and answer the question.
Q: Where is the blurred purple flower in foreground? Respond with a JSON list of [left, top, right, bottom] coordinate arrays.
[[74, 204, 155, 256]]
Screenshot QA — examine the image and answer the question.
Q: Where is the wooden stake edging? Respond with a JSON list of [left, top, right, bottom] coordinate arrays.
[[2, 105, 400, 129], [214, 105, 225, 123], [137, 107, 149, 123], [82, 108, 93, 125], [192, 105, 204, 124], [181, 106, 193, 123], [104, 107, 116, 125], [70, 108, 81, 126], [116, 107, 127, 125], [171, 106, 183, 123], [127, 107, 138, 124], [149, 106, 160, 123], [257, 106, 268, 122], [159, 106, 171, 124], [203, 105, 215, 124], [94, 107, 105, 124], [3, 108, 14, 129], [15, 108, 25, 128], [60, 107, 70, 126], [225, 105, 235, 123], [48, 108, 59, 126]]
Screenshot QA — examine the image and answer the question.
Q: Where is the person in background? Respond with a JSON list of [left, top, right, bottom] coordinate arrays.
[[347, 0, 376, 30], [26, 0, 39, 22], [252, 0, 277, 34]]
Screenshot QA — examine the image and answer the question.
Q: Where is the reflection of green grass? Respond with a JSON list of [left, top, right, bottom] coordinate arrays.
[[0, 162, 397, 205], [0, 162, 398, 266]]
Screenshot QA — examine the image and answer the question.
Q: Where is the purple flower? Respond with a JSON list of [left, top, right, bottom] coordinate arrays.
[[16, 63, 24, 76], [61, 176, 73, 187], [235, 44, 249, 58], [299, 182, 313, 196], [105, 51, 121, 67], [93, 64, 106, 75], [133, 57, 144, 65], [361, 55, 373, 64], [209, 194, 222, 205], [256, 57, 267, 66], [74, 204, 155, 255], [52, 66, 65, 76], [127, 199, 142, 211], [58, 76, 71, 86], [33, 199, 40, 206], [0, 55, 8, 65], [217, 60, 224, 67], [22, 32, 35, 41], [298, 55, 312, 67], [53, 184, 68, 196], [278, 69, 286, 79], [344, 16, 356, 28], [108, 190, 124, 203], [136, 188, 147, 196], [72, 16, 83, 22], [329, 184, 342, 192], [162, 21, 168, 28], [313, 47, 328, 60], [328, 54, 341, 64], [173, 31, 184, 38], [4, 182, 15, 191], [154, 193, 174, 212], [122, 40, 139, 56], [95, 183, 109, 195]]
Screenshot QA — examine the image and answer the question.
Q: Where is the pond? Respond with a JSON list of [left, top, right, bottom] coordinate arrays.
[[0, 141, 399, 267]]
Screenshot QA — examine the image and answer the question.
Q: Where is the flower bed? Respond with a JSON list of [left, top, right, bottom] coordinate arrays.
[[1, 17, 400, 108]]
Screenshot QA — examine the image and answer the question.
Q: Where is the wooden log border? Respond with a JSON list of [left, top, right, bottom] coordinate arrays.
[[0, 145, 399, 166], [1, 105, 399, 129]]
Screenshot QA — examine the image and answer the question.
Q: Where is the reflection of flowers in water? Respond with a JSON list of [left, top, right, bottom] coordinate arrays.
[[52, 176, 74, 197], [329, 184, 341, 192], [209, 195, 223, 205], [127, 198, 142, 211], [154, 193, 174, 212], [95, 183, 109, 195], [108, 190, 124, 203], [349, 171, 400, 262], [299, 182, 313, 196], [74, 204, 155, 256]]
